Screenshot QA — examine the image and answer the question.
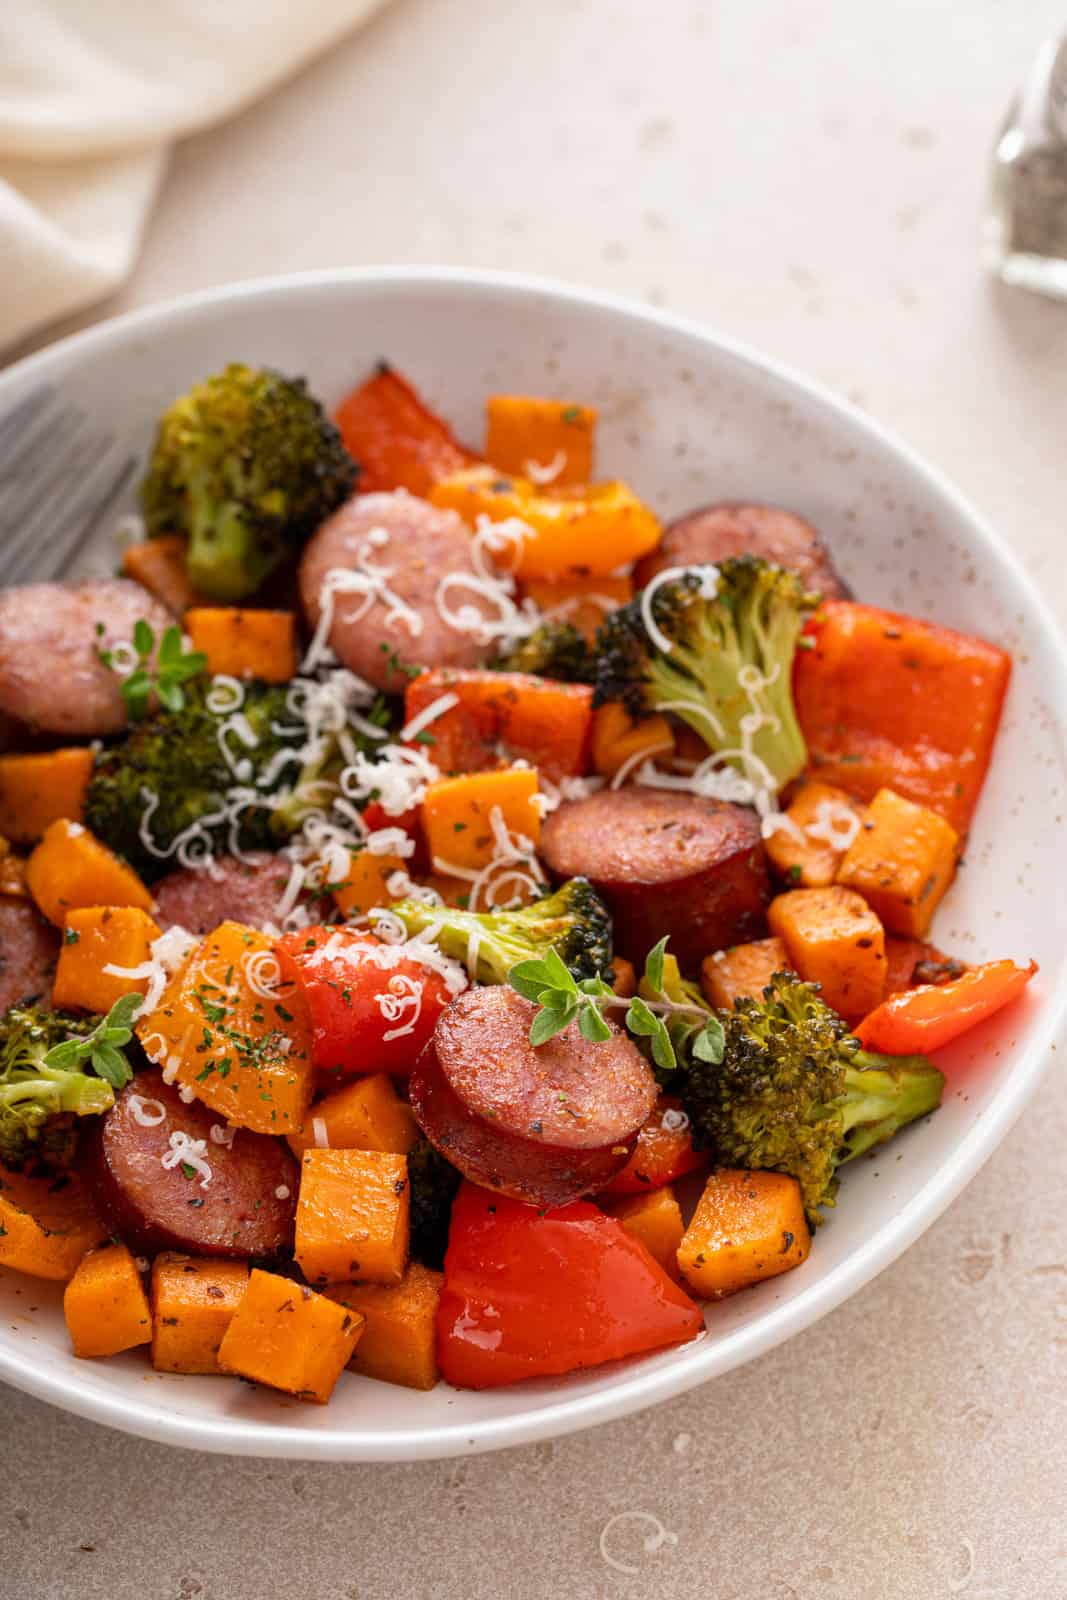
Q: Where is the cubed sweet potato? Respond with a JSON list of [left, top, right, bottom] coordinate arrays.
[[332, 848, 407, 919], [324, 1262, 443, 1390], [0, 749, 94, 844], [25, 819, 153, 926], [216, 1268, 364, 1404], [590, 701, 675, 781], [404, 668, 594, 782], [676, 1169, 810, 1298], [700, 937, 790, 1009], [764, 780, 866, 888], [63, 1242, 152, 1359], [421, 767, 541, 875], [184, 607, 298, 684], [295, 1149, 409, 1286], [767, 886, 886, 1019], [150, 1254, 250, 1374], [603, 1185, 685, 1280], [0, 1166, 106, 1281], [52, 905, 162, 1013], [287, 1074, 419, 1161], [836, 787, 959, 938]]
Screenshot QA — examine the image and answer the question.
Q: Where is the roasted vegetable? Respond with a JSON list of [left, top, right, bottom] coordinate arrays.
[[0, 1004, 119, 1170], [680, 973, 944, 1223], [595, 555, 817, 794], [406, 1138, 462, 1272], [389, 876, 613, 986], [493, 620, 595, 684], [141, 363, 356, 601], [84, 677, 387, 882]]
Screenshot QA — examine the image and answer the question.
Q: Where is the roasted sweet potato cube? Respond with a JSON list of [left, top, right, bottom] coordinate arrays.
[[603, 1185, 685, 1280], [151, 1254, 250, 1374], [324, 1262, 443, 1390], [53, 905, 162, 1013], [836, 787, 959, 938], [295, 1149, 409, 1286], [0, 748, 94, 844], [63, 1242, 151, 1358], [217, 1269, 364, 1404], [764, 780, 866, 888], [677, 1169, 810, 1299], [485, 395, 596, 485], [26, 818, 153, 926], [0, 1166, 106, 1281], [287, 1074, 419, 1161], [768, 886, 886, 1019], [700, 937, 790, 1009], [184, 608, 297, 684]]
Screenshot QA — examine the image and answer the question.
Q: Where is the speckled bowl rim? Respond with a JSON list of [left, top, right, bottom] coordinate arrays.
[[0, 266, 1063, 1461]]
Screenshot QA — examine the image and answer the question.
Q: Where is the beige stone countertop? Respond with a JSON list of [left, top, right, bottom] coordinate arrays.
[[4, 1, 1067, 1596]]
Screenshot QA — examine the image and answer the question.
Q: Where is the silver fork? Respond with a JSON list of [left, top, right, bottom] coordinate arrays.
[[0, 386, 138, 585]]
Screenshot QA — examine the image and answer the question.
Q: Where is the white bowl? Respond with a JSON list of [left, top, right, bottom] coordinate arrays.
[[0, 268, 1063, 1461]]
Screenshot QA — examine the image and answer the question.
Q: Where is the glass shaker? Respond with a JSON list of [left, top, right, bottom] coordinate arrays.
[[985, 29, 1067, 297]]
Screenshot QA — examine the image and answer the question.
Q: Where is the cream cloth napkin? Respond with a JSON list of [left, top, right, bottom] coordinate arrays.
[[1, 0, 389, 352]]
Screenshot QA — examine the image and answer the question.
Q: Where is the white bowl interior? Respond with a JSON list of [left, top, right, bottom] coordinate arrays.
[[0, 270, 1064, 1460]]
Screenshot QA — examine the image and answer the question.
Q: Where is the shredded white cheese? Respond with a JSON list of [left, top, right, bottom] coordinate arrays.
[[160, 1130, 213, 1188], [127, 1093, 167, 1128]]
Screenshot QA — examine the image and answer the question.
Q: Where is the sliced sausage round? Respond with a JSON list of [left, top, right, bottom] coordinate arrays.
[[409, 986, 657, 1207], [633, 502, 849, 598], [0, 578, 174, 737], [152, 851, 300, 935], [541, 788, 769, 972], [84, 1075, 297, 1259], [0, 897, 58, 1010], [299, 491, 496, 693]]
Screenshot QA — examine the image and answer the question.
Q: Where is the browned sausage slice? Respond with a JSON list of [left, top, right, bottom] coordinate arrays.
[[409, 987, 656, 1207], [84, 1076, 297, 1258], [152, 852, 300, 935], [0, 898, 58, 1010], [0, 578, 174, 736], [633, 502, 849, 598], [299, 491, 497, 693], [540, 788, 769, 971]]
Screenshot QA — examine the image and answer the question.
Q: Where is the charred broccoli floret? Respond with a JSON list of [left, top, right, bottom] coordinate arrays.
[[85, 677, 389, 881], [0, 1006, 116, 1171], [141, 363, 357, 600], [388, 877, 613, 985], [406, 1138, 462, 1270], [494, 620, 595, 684], [595, 556, 817, 793], [681, 973, 944, 1223]]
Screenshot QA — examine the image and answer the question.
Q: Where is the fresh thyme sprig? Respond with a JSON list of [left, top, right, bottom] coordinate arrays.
[[43, 993, 141, 1088], [508, 937, 725, 1073], [100, 620, 207, 719]]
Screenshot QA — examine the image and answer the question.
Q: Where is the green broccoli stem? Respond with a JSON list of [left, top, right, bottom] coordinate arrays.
[[836, 1052, 945, 1164], [0, 1071, 114, 1118], [388, 899, 532, 986]]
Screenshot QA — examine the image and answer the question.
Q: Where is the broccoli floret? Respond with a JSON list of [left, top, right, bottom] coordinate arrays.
[[406, 1138, 462, 1270], [595, 556, 817, 793], [494, 621, 595, 684], [0, 1006, 115, 1171], [681, 973, 944, 1223], [141, 363, 357, 601], [85, 677, 386, 881], [389, 877, 613, 985]]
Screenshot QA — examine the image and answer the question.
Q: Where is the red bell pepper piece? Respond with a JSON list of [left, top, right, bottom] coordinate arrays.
[[854, 959, 1037, 1055], [793, 601, 1011, 834], [276, 926, 452, 1079], [333, 365, 477, 497], [600, 1096, 707, 1198], [437, 1183, 704, 1388]]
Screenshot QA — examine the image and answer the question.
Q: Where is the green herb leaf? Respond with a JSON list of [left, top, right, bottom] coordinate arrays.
[[508, 960, 556, 1002], [577, 1004, 613, 1043], [624, 996, 660, 1037], [132, 618, 155, 656], [648, 1023, 677, 1072], [529, 1003, 578, 1046], [691, 1016, 726, 1064], [644, 936, 668, 995]]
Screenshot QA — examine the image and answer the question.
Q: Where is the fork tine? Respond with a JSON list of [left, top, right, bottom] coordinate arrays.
[[0, 386, 55, 463], [0, 420, 108, 569], [40, 452, 138, 583]]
